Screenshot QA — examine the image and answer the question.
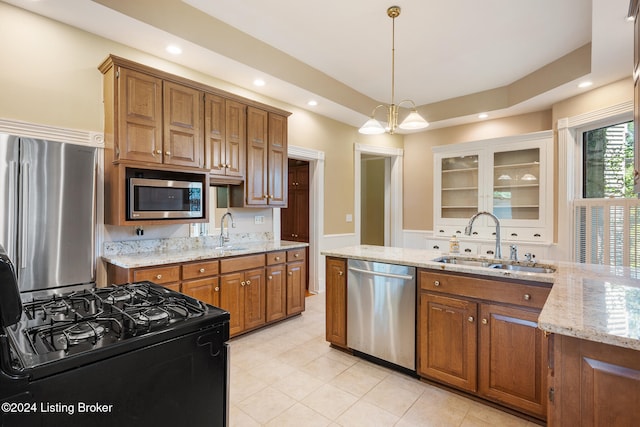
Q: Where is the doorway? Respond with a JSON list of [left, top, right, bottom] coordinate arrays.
[[361, 154, 388, 245]]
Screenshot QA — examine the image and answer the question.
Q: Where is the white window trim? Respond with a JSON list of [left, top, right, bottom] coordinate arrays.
[[556, 100, 633, 261]]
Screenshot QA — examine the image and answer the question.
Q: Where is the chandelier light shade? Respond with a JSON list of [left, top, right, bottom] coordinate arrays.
[[359, 6, 429, 135]]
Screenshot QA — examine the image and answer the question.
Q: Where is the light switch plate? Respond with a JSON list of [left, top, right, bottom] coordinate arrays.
[[254, 215, 265, 224], [346, 214, 353, 222]]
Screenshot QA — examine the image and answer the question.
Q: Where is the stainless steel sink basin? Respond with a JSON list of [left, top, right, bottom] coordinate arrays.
[[433, 256, 493, 268], [433, 256, 556, 274], [489, 263, 556, 274]]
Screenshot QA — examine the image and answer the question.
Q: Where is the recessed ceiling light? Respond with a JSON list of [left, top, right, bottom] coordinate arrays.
[[578, 81, 593, 88], [253, 78, 266, 87], [166, 44, 182, 55], [307, 100, 318, 107], [478, 113, 489, 119]]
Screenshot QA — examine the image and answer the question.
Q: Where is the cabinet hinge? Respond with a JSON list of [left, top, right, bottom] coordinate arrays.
[[548, 387, 555, 403]]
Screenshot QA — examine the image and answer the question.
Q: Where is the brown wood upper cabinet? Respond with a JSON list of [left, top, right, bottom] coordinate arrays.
[[102, 62, 204, 169], [205, 94, 245, 179], [231, 107, 288, 207]]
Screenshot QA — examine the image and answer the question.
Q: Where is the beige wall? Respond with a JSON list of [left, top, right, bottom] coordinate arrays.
[[403, 110, 552, 230], [0, 2, 403, 236]]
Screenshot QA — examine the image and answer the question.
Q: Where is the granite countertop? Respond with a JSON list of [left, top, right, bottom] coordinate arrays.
[[103, 240, 308, 269], [322, 245, 640, 351]]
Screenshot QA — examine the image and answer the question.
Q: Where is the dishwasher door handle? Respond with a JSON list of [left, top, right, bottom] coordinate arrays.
[[348, 266, 414, 281]]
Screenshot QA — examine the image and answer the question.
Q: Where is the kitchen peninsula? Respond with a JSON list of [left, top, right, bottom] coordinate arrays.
[[322, 245, 640, 425], [103, 238, 308, 337]]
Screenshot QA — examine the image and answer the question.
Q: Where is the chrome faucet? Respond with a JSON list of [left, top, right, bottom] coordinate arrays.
[[219, 212, 234, 247], [465, 211, 502, 259], [509, 244, 518, 261]]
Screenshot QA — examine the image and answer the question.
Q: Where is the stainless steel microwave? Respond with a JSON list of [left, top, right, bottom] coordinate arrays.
[[128, 178, 203, 220]]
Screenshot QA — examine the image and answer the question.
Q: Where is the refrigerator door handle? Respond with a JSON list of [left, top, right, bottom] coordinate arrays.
[[20, 162, 29, 270], [7, 161, 18, 263]]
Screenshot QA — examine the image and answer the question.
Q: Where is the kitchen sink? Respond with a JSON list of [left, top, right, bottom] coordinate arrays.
[[433, 256, 556, 274], [488, 263, 556, 274]]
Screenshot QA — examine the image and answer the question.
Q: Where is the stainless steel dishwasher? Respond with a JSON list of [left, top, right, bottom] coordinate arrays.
[[347, 259, 416, 371]]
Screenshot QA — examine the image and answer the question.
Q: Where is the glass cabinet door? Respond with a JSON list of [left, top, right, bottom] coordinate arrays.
[[492, 148, 540, 220], [440, 154, 479, 219]]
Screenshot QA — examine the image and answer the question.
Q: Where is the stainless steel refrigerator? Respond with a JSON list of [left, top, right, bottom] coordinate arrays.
[[0, 134, 97, 293]]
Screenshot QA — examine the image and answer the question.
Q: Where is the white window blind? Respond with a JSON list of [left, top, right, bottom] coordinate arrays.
[[574, 199, 640, 267]]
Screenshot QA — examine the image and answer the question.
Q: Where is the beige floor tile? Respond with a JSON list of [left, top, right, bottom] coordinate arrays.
[[229, 404, 261, 427], [230, 369, 269, 403], [335, 400, 399, 427], [247, 357, 296, 384], [276, 343, 324, 368], [236, 386, 297, 424], [329, 361, 388, 397], [271, 369, 325, 401], [301, 383, 359, 420], [301, 354, 353, 382], [460, 401, 531, 427], [396, 386, 470, 427], [264, 402, 332, 427], [362, 377, 424, 417]]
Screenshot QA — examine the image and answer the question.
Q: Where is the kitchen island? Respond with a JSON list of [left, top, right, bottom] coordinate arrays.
[[322, 245, 640, 425]]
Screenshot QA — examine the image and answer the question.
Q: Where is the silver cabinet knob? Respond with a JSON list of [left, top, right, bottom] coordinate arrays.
[[156, 274, 162, 280], [275, 256, 281, 261], [468, 316, 474, 323], [199, 268, 205, 273], [338, 271, 344, 276], [268, 275, 273, 280], [288, 271, 293, 276], [294, 253, 300, 258], [245, 280, 251, 286], [214, 286, 219, 292], [524, 294, 531, 301], [434, 280, 440, 287], [165, 151, 171, 156], [155, 149, 162, 154], [482, 318, 488, 325], [241, 281, 246, 286]]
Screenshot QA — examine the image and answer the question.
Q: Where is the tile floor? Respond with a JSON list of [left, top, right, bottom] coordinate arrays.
[[229, 294, 541, 427]]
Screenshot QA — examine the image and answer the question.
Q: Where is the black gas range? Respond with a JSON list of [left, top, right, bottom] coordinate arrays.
[[0, 248, 230, 427]]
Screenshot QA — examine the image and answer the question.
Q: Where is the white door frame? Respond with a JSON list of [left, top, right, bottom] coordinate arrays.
[[354, 143, 404, 247], [273, 145, 325, 294]]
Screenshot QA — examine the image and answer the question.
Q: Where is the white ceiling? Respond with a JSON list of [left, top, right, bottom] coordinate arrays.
[[3, 0, 635, 130]]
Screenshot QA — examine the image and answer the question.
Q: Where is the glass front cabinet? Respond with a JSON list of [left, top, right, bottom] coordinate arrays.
[[433, 131, 553, 243]]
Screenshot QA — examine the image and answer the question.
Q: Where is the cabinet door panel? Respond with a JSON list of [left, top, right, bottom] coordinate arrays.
[[117, 68, 163, 163], [204, 93, 225, 173], [286, 261, 305, 315], [163, 82, 202, 168], [245, 107, 268, 205], [225, 100, 246, 178], [268, 113, 287, 206], [182, 277, 219, 307], [418, 293, 477, 392], [219, 272, 244, 336], [479, 304, 547, 418], [243, 268, 266, 330], [325, 258, 347, 347], [266, 265, 286, 322]]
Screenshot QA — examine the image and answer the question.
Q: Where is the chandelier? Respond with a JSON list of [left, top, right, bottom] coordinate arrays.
[[358, 6, 429, 135]]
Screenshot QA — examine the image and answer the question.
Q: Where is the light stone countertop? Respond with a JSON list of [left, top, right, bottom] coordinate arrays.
[[322, 245, 640, 351], [102, 240, 308, 269]]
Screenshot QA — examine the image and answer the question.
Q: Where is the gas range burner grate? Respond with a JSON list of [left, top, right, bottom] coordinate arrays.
[[63, 321, 106, 345]]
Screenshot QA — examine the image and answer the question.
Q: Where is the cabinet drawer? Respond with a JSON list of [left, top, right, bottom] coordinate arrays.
[[133, 265, 180, 284], [266, 251, 286, 265], [419, 270, 550, 309], [220, 254, 265, 273], [182, 260, 219, 280], [287, 248, 305, 262]]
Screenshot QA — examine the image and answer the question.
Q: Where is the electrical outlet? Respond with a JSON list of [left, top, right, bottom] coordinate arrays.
[[254, 215, 265, 224]]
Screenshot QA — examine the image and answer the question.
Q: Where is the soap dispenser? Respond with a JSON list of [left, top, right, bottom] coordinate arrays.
[[449, 235, 460, 254]]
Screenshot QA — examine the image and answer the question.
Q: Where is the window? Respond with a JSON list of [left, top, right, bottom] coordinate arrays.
[[575, 120, 639, 267], [582, 121, 635, 198]]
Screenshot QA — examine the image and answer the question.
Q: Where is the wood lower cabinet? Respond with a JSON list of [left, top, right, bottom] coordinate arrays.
[[182, 276, 220, 307], [286, 260, 305, 315], [266, 263, 286, 322], [325, 257, 347, 348], [219, 268, 266, 335], [417, 269, 550, 420], [418, 293, 477, 392], [549, 334, 640, 427], [479, 303, 547, 418]]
